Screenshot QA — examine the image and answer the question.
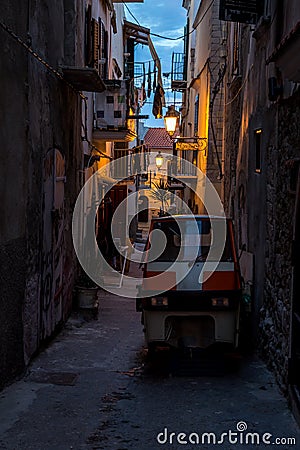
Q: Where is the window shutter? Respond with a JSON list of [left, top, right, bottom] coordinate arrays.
[[99, 19, 107, 79], [85, 5, 93, 67], [92, 19, 100, 70]]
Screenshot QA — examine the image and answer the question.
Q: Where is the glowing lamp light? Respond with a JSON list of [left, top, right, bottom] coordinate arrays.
[[164, 105, 179, 137], [155, 151, 164, 170]]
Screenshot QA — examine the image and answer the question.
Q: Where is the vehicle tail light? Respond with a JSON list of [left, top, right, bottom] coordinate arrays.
[[151, 297, 168, 306], [212, 297, 229, 307]]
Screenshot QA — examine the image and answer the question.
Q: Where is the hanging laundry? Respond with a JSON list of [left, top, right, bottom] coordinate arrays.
[[153, 61, 157, 93], [142, 62, 146, 86], [134, 88, 139, 110], [147, 62, 151, 98], [152, 83, 165, 119], [137, 87, 146, 107], [140, 83, 146, 106], [129, 80, 135, 111]]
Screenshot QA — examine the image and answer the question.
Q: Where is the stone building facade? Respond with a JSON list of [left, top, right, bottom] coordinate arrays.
[[0, 0, 87, 388], [180, 0, 226, 210], [0, 0, 160, 389], [222, 0, 300, 405], [180, 0, 300, 413]]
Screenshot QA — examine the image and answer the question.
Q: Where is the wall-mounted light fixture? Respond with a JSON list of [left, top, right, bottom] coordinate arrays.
[[84, 154, 101, 168], [164, 105, 180, 137], [155, 151, 164, 170]]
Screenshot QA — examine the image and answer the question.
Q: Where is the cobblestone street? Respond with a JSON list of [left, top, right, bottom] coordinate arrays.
[[0, 290, 299, 450]]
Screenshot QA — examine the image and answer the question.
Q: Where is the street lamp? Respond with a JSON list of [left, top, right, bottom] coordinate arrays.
[[164, 105, 179, 137], [155, 151, 164, 170]]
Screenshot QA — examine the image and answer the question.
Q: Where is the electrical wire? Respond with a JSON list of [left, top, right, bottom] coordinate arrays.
[[224, 65, 253, 106], [150, 0, 213, 40], [122, 1, 141, 26], [209, 60, 227, 179], [0, 20, 86, 100], [192, 0, 215, 29], [123, 0, 215, 41], [0, 19, 112, 162]]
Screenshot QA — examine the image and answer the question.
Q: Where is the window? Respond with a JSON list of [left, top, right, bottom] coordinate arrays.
[[194, 94, 199, 135], [232, 23, 240, 76], [92, 19, 99, 70], [85, 5, 92, 67], [255, 129, 262, 173], [99, 19, 108, 79], [149, 219, 233, 262]]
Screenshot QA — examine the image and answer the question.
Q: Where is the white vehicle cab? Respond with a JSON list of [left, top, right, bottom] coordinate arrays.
[[136, 215, 242, 352]]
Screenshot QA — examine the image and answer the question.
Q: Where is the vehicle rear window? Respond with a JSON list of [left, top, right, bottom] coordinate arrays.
[[149, 219, 233, 262]]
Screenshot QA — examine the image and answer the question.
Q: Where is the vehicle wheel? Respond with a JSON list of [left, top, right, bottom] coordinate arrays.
[[147, 342, 157, 360]]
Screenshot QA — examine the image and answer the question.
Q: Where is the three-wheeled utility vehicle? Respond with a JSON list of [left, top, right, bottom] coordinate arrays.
[[136, 215, 242, 352]]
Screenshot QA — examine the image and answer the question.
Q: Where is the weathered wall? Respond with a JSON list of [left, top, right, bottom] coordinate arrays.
[[223, 0, 300, 391], [0, 1, 29, 387], [0, 0, 83, 386], [23, 0, 83, 362], [260, 90, 300, 391]]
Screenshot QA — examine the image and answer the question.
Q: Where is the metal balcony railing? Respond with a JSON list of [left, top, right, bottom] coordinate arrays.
[[171, 52, 187, 91], [167, 158, 197, 179]]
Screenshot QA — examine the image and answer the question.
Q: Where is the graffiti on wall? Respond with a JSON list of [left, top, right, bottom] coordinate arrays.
[[41, 148, 66, 339]]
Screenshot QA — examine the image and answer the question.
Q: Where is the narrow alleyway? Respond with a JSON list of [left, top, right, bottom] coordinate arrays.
[[0, 287, 299, 450]]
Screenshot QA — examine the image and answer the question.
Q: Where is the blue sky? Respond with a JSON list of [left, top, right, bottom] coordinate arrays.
[[124, 0, 186, 128]]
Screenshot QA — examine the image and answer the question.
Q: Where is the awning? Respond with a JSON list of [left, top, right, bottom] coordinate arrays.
[[124, 20, 149, 45], [93, 128, 137, 142], [61, 67, 106, 92]]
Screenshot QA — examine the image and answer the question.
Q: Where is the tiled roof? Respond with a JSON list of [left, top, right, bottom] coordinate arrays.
[[144, 127, 173, 149]]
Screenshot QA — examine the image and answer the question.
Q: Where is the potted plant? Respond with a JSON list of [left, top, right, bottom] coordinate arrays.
[[150, 179, 171, 216], [75, 270, 99, 309]]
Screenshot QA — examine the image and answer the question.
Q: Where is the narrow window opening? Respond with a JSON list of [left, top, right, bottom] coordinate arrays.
[[255, 129, 262, 173]]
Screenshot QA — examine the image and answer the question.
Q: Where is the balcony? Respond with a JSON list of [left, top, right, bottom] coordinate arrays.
[[171, 53, 187, 91], [167, 157, 197, 189], [93, 80, 137, 142], [60, 67, 106, 93]]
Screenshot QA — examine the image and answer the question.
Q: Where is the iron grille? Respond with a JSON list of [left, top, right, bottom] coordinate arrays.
[[219, 0, 264, 25], [171, 53, 187, 91]]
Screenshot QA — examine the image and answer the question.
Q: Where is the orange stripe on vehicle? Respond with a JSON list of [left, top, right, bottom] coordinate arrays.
[[142, 271, 177, 291], [202, 271, 236, 291]]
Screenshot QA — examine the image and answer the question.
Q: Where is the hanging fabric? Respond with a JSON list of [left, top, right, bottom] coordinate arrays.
[[141, 83, 146, 106], [152, 83, 165, 119], [148, 36, 165, 106], [153, 61, 157, 93], [147, 62, 151, 98], [142, 62, 146, 86]]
